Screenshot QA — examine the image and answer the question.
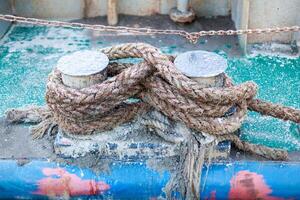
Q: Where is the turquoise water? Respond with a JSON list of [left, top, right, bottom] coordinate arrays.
[[0, 25, 299, 151]]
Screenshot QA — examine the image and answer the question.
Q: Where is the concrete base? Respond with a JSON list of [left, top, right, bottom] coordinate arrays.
[[0, 118, 53, 159], [53, 113, 231, 160]]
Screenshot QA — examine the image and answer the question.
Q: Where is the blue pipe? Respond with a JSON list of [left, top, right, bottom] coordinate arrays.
[[0, 160, 299, 199]]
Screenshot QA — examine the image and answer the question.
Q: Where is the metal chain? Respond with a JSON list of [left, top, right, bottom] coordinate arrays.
[[1, 14, 300, 44]]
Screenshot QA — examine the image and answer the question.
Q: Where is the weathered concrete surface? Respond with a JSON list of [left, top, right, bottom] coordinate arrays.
[[12, 0, 231, 18], [292, 9, 300, 49], [14, 0, 84, 20], [248, 0, 300, 43], [8, 0, 300, 45], [160, 0, 231, 17], [191, 0, 230, 17], [231, 0, 249, 53], [118, 0, 160, 16], [232, 0, 300, 45], [0, 117, 54, 159], [83, 15, 242, 57], [0, 0, 11, 39], [53, 111, 230, 160]]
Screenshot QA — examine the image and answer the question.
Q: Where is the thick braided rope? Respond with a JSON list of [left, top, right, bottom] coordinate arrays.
[[249, 99, 300, 123], [10, 43, 298, 160], [141, 77, 248, 135], [46, 43, 253, 134], [99, 43, 255, 135], [217, 134, 288, 160]]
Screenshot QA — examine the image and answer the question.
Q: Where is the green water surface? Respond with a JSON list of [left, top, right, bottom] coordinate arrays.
[[0, 25, 299, 151]]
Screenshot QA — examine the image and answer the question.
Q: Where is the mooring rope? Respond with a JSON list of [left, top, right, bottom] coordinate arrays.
[[6, 43, 300, 161], [6, 42, 300, 199], [1, 14, 300, 43]]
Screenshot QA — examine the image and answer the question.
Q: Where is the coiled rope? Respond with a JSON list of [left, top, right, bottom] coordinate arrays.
[[6, 43, 300, 161]]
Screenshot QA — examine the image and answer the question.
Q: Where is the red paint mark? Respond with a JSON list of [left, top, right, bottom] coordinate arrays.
[[33, 168, 110, 197], [205, 190, 216, 200], [229, 170, 291, 200], [209, 190, 216, 200]]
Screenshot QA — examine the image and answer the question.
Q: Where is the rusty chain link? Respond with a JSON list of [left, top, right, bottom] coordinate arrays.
[[1, 14, 300, 43]]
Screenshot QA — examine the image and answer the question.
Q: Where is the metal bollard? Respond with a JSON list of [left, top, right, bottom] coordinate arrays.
[[177, 0, 189, 13], [56, 50, 109, 89], [170, 0, 196, 23], [174, 50, 228, 88]]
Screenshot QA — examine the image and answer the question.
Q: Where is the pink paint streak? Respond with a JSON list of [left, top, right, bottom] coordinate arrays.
[[229, 170, 289, 200], [33, 168, 110, 197]]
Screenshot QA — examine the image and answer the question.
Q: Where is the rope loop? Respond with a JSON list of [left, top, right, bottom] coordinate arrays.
[[38, 43, 300, 160], [5, 43, 300, 160]]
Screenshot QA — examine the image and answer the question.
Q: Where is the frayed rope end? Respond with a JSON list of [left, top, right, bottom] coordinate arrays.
[[5, 106, 57, 139]]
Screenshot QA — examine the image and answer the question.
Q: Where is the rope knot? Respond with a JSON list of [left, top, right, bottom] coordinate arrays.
[[6, 43, 300, 161]]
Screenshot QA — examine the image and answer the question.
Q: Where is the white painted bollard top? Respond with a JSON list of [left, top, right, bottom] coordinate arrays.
[[56, 50, 109, 89], [174, 50, 228, 87]]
